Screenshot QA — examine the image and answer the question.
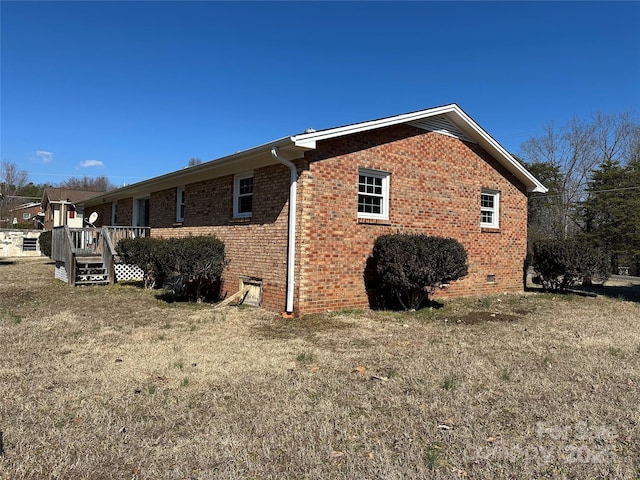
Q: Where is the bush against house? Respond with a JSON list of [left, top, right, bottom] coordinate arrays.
[[531, 239, 610, 292], [117, 236, 227, 301], [373, 234, 468, 311], [117, 237, 161, 277]]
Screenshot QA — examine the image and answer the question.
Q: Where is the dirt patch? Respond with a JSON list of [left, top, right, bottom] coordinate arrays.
[[254, 314, 354, 340]]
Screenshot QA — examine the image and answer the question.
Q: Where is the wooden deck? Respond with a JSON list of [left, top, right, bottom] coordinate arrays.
[[52, 226, 150, 286]]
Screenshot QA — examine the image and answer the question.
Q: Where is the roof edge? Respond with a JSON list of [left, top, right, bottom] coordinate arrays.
[[292, 103, 547, 193], [80, 104, 547, 206]]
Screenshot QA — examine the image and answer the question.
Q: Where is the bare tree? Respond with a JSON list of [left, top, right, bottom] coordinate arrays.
[[187, 157, 202, 167], [593, 111, 640, 165], [520, 112, 639, 240], [0, 161, 29, 227], [59, 175, 114, 192]]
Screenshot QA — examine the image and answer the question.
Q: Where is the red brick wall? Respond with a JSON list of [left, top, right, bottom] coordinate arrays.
[[153, 164, 292, 312], [183, 177, 233, 226], [116, 197, 133, 226], [150, 188, 177, 228], [294, 125, 528, 316], [87, 202, 112, 227]]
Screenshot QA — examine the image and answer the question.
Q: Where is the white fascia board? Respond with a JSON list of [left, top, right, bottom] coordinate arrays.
[[292, 103, 547, 193], [81, 104, 546, 208], [81, 136, 301, 207]]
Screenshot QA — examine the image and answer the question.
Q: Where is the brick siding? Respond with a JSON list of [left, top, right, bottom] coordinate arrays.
[[153, 164, 291, 313], [90, 125, 530, 317], [295, 125, 528, 316], [117, 198, 133, 226], [87, 202, 112, 227]]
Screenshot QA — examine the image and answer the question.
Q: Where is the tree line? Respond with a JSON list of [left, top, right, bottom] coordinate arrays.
[[1, 156, 201, 227], [0, 160, 116, 227], [520, 112, 640, 275]]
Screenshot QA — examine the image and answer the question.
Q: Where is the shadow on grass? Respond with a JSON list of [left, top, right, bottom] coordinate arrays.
[[526, 277, 640, 303], [155, 291, 190, 303], [0, 260, 16, 266], [573, 283, 640, 303], [117, 280, 145, 289]]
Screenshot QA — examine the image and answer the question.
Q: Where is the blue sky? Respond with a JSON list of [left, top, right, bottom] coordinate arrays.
[[2, 1, 639, 187]]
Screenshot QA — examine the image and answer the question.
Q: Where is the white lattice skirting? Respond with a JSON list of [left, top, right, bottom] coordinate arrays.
[[115, 263, 145, 281], [54, 261, 68, 283]]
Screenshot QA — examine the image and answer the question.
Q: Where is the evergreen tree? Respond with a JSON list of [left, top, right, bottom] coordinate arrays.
[[582, 159, 640, 273]]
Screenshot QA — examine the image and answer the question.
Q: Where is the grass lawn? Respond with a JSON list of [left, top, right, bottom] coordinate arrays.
[[1, 257, 639, 479]]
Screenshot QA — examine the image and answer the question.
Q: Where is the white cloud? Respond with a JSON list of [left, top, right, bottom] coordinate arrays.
[[35, 150, 53, 163], [79, 160, 104, 168]]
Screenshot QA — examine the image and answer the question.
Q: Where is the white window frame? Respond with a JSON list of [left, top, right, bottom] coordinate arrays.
[[111, 201, 118, 225], [480, 189, 500, 228], [176, 186, 185, 222], [357, 168, 390, 220], [233, 172, 254, 218]]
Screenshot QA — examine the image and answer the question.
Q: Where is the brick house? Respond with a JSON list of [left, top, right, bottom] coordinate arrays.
[[8, 202, 44, 229], [80, 104, 546, 316]]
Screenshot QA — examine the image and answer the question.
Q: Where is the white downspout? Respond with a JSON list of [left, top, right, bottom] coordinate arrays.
[[271, 147, 298, 315]]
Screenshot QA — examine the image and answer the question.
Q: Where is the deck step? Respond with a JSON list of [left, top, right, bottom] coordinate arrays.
[[76, 255, 103, 263], [77, 268, 107, 274], [75, 257, 109, 286]]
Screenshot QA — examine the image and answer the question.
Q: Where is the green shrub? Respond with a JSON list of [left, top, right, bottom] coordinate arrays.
[[116, 236, 161, 273], [116, 235, 227, 301], [532, 239, 610, 292], [39, 230, 52, 257], [13, 222, 35, 229], [373, 234, 468, 310], [170, 235, 227, 300]]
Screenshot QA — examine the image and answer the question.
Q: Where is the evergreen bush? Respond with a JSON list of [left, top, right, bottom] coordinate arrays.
[[116, 235, 227, 301], [38, 230, 52, 257], [373, 234, 468, 310], [531, 239, 610, 291]]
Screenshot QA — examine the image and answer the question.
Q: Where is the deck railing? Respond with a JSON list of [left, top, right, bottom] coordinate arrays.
[[52, 226, 150, 285]]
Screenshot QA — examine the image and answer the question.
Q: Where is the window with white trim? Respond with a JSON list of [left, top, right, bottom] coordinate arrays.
[[357, 169, 390, 220], [480, 189, 500, 228], [234, 172, 253, 218], [176, 186, 185, 222]]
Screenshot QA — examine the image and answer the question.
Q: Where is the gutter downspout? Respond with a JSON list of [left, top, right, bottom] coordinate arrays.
[[271, 147, 298, 316]]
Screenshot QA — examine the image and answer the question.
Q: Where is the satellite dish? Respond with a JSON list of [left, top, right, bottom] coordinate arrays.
[[88, 212, 98, 224]]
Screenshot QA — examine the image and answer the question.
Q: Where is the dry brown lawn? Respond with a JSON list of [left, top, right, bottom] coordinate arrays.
[[1, 257, 639, 479]]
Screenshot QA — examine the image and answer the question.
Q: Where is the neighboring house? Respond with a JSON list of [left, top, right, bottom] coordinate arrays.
[[41, 188, 104, 230], [80, 104, 546, 316], [8, 202, 44, 229]]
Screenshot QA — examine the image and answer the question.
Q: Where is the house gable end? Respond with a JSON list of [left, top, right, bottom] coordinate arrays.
[[408, 116, 476, 144]]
